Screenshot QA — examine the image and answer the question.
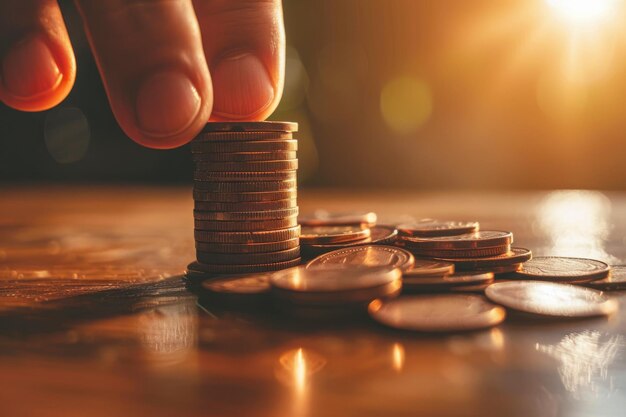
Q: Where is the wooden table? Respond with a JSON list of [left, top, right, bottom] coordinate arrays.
[[0, 186, 624, 417]]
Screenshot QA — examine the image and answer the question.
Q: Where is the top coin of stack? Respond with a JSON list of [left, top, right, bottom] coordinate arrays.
[[188, 121, 301, 276]]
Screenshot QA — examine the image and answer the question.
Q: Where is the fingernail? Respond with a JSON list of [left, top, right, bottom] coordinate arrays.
[[212, 52, 274, 119], [135, 70, 201, 137], [1, 35, 62, 99]]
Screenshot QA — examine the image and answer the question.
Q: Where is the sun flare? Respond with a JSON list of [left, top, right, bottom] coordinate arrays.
[[547, 0, 616, 25]]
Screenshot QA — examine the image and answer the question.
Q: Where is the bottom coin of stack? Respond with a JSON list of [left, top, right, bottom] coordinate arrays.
[[189, 121, 301, 277]]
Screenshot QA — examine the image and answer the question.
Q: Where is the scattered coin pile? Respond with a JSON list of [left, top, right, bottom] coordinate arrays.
[[188, 122, 301, 276], [188, 209, 623, 332]]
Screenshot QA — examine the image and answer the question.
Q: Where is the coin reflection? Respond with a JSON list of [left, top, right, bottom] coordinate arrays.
[[536, 331, 623, 400], [276, 347, 326, 388], [392, 342, 405, 372]]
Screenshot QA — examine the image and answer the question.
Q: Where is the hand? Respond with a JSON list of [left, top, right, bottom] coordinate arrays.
[[0, 0, 285, 149]]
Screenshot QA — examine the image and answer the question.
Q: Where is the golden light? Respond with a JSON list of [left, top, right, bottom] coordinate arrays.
[[546, 0, 616, 26], [380, 76, 432, 135], [391, 343, 405, 372]]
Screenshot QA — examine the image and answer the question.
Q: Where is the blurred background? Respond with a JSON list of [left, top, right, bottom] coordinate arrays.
[[1, 0, 626, 189]]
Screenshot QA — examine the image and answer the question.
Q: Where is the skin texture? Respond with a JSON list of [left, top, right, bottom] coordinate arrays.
[[0, 0, 285, 149]]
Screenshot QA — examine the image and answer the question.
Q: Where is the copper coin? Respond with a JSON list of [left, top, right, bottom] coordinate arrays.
[[403, 245, 511, 258], [436, 247, 532, 268], [515, 256, 610, 283], [194, 131, 293, 142], [400, 230, 513, 250], [193, 170, 296, 182], [299, 211, 378, 227], [450, 283, 493, 294], [192, 189, 296, 202], [301, 226, 398, 254], [192, 151, 297, 162], [368, 295, 506, 332], [194, 159, 298, 172], [485, 281, 617, 317], [306, 245, 415, 272], [188, 258, 301, 274], [196, 238, 299, 254], [193, 179, 297, 193], [196, 247, 301, 265], [584, 265, 626, 290], [471, 263, 523, 275], [194, 199, 297, 212], [200, 121, 298, 133], [202, 273, 272, 295], [403, 259, 455, 277], [194, 207, 299, 221], [194, 216, 298, 232], [300, 225, 371, 244], [194, 225, 300, 243], [275, 279, 402, 307], [397, 220, 479, 237], [403, 272, 494, 288], [191, 140, 298, 153]]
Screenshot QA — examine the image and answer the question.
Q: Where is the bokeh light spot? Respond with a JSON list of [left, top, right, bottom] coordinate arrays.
[[44, 107, 90, 164], [380, 77, 432, 135]]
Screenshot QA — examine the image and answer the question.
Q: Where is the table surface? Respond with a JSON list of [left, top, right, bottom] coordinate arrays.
[[0, 186, 624, 417]]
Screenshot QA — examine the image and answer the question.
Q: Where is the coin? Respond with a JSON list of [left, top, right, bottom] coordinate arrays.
[[193, 170, 296, 182], [194, 225, 300, 243], [192, 151, 297, 162], [403, 272, 494, 289], [188, 258, 302, 274], [194, 216, 298, 232], [196, 238, 299, 254], [193, 179, 297, 193], [400, 231, 513, 250], [194, 199, 297, 212], [194, 159, 298, 172], [193, 207, 299, 221], [200, 121, 298, 133], [515, 256, 610, 283], [471, 263, 523, 275], [299, 211, 378, 227], [450, 283, 493, 294], [201, 273, 272, 295], [194, 131, 293, 142], [300, 226, 398, 255], [368, 295, 506, 332], [191, 140, 298, 153], [584, 265, 626, 290], [397, 220, 479, 237], [306, 245, 415, 272], [401, 245, 511, 258], [196, 247, 301, 265], [300, 225, 371, 244], [403, 259, 455, 277], [192, 189, 296, 202], [485, 281, 618, 317], [436, 247, 532, 269]]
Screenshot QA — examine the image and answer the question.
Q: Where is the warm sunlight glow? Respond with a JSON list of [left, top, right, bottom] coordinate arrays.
[[547, 0, 616, 25]]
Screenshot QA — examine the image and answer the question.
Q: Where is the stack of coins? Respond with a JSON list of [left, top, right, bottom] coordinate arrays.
[[187, 122, 301, 277]]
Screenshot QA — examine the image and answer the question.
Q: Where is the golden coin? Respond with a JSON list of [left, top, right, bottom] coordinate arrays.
[[397, 220, 479, 237], [300, 226, 398, 256], [485, 281, 618, 317], [403, 259, 455, 277], [195, 216, 298, 232], [191, 140, 298, 153], [194, 159, 298, 172], [194, 131, 293, 142], [193, 207, 299, 221], [196, 246, 301, 265], [194, 198, 297, 212], [584, 265, 626, 290], [192, 189, 296, 202], [192, 151, 297, 162], [300, 225, 371, 244], [515, 256, 610, 283], [403, 272, 494, 288], [188, 258, 301, 274], [368, 295, 506, 332], [402, 245, 511, 258], [195, 238, 299, 254], [436, 247, 532, 268], [202, 273, 272, 295], [194, 225, 300, 243], [400, 230, 513, 250], [193, 179, 297, 193], [193, 170, 296, 182], [306, 245, 415, 272], [299, 211, 378, 227], [200, 121, 298, 133]]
